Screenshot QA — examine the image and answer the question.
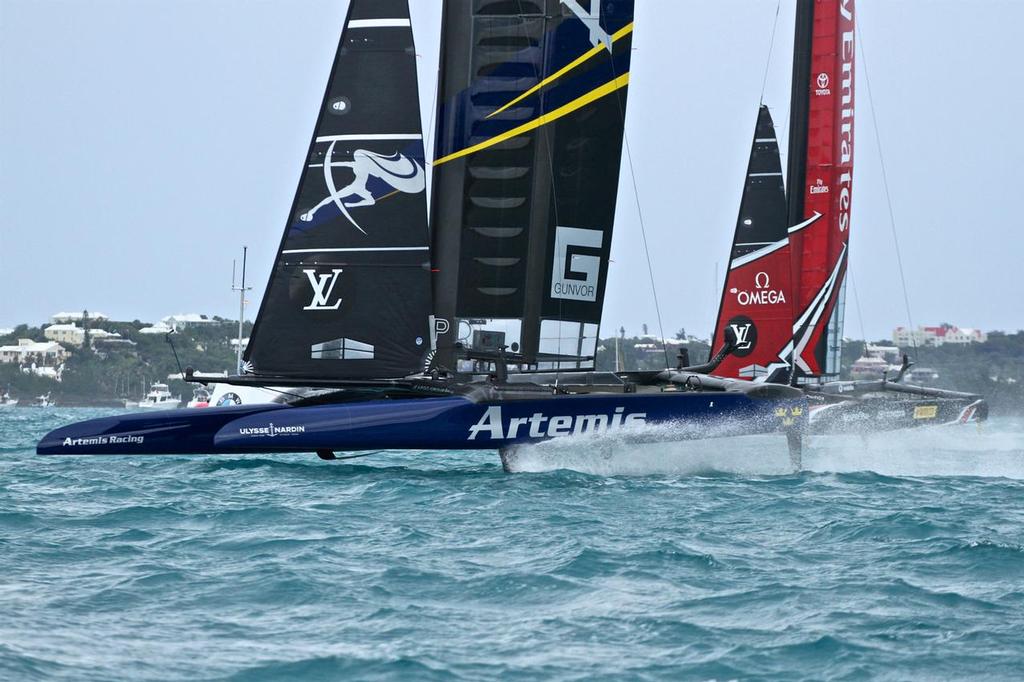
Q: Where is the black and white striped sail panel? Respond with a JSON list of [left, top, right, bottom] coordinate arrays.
[[430, 0, 634, 370], [712, 106, 796, 382], [244, 0, 432, 380]]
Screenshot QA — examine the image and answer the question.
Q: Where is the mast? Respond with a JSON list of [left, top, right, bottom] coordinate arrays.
[[785, 0, 855, 381], [786, 0, 814, 227], [232, 246, 250, 375]]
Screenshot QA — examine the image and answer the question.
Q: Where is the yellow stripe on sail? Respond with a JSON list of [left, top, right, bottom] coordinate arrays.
[[433, 73, 630, 167], [485, 23, 634, 120]]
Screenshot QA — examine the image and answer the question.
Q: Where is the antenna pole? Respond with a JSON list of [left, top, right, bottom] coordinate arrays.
[[233, 246, 250, 374]]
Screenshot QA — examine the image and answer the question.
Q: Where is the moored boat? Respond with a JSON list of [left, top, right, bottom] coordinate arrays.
[[136, 382, 181, 410]]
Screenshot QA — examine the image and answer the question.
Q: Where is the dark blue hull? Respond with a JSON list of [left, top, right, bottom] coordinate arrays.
[[38, 391, 807, 456]]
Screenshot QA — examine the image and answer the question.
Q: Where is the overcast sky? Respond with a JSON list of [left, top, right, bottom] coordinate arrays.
[[2, 0, 1022, 340]]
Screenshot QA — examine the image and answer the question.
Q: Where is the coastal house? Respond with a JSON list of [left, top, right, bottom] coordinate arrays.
[[51, 311, 109, 324], [138, 323, 174, 335], [893, 325, 987, 348], [44, 323, 123, 348], [161, 314, 220, 329], [0, 339, 68, 379]]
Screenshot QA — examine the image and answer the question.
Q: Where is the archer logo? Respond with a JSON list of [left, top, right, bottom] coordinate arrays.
[[303, 268, 344, 311], [726, 315, 758, 358], [551, 226, 603, 302], [300, 143, 425, 233]]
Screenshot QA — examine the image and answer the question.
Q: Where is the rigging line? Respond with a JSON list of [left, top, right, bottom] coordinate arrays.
[[848, 268, 868, 345], [858, 23, 918, 358], [604, 21, 669, 368], [421, 4, 441, 171], [759, 0, 783, 105], [626, 136, 671, 369]]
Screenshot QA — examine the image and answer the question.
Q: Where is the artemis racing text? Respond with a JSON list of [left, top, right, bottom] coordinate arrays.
[[63, 435, 144, 447], [467, 405, 646, 441]]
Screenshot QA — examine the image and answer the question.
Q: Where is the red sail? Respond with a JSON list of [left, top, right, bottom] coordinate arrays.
[[789, 0, 855, 378], [713, 106, 795, 382]]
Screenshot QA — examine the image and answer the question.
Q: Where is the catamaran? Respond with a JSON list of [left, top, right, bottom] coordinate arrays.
[[39, 0, 809, 467], [708, 0, 987, 432]]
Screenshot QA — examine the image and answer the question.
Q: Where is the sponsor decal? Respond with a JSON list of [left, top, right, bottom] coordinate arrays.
[[550, 226, 603, 302], [237, 423, 307, 438], [467, 405, 645, 441], [913, 405, 938, 420], [217, 392, 242, 406], [838, 1, 854, 232], [730, 271, 787, 306], [327, 96, 350, 115], [809, 178, 830, 195], [300, 145, 425, 232], [560, 0, 614, 51], [815, 72, 831, 96], [773, 406, 804, 427], [63, 435, 144, 447], [303, 268, 344, 311], [726, 315, 758, 357]]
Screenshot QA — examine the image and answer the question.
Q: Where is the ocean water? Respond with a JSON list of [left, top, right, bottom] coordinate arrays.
[[2, 409, 1024, 681]]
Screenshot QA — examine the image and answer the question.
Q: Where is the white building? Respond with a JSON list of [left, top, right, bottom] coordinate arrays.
[[161, 313, 220, 328], [44, 323, 122, 348], [138, 323, 174, 335], [893, 325, 987, 348], [51, 311, 108, 324], [0, 338, 68, 366]]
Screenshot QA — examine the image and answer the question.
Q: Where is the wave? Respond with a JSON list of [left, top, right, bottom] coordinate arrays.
[[500, 418, 1024, 479]]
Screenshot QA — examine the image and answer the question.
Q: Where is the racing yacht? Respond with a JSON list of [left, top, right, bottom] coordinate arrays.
[[39, 0, 807, 467]]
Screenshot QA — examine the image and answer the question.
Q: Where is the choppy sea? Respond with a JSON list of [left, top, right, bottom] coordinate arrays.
[[2, 408, 1024, 680]]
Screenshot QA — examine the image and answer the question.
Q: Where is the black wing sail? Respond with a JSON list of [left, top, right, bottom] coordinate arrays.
[[430, 0, 634, 371], [245, 0, 432, 380]]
